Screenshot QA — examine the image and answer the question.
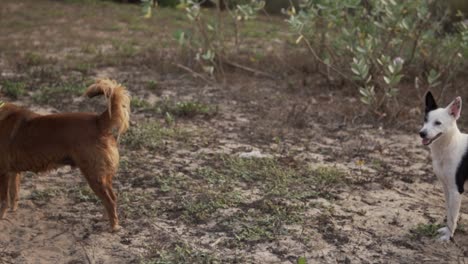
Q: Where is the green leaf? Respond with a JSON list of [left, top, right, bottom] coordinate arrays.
[[427, 69, 441, 86], [351, 65, 361, 76], [359, 87, 368, 97], [360, 96, 371, 105], [384, 76, 391, 84], [297, 256, 307, 264], [356, 46, 367, 54]]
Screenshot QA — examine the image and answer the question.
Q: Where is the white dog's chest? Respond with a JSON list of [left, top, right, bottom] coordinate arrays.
[[433, 158, 456, 183], [431, 137, 468, 187]]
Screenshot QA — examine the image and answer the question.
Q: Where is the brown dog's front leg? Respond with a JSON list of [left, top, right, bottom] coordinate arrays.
[[9, 173, 20, 212], [0, 173, 10, 218]]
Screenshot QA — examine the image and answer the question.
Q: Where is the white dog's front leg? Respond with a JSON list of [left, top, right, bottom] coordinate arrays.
[[438, 190, 462, 241], [442, 181, 449, 218]]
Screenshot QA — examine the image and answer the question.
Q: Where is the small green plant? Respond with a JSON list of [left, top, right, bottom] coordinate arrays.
[[297, 256, 307, 264], [120, 190, 158, 218], [23, 52, 48, 66], [131, 97, 151, 109], [312, 166, 346, 187], [180, 190, 242, 223], [412, 223, 444, 238], [1, 81, 26, 99], [146, 80, 159, 91], [68, 185, 99, 203], [30, 188, 61, 202]]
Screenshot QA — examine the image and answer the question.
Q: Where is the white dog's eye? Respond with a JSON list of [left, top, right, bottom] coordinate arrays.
[[435, 121, 442, 126]]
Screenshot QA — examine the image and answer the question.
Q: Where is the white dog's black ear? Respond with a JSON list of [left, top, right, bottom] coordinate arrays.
[[447, 96, 462, 120], [425, 91, 438, 113]]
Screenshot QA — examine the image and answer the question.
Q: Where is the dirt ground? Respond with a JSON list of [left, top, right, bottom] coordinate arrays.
[[1, 0, 468, 263]]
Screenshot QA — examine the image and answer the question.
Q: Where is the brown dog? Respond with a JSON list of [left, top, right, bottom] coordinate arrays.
[[0, 79, 130, 232]]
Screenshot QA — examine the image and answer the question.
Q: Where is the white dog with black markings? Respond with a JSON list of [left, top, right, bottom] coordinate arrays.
[[419, 91, 468, 241]]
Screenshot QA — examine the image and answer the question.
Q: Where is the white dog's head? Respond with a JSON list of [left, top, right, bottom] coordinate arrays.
[[419, 91, 462, 146]]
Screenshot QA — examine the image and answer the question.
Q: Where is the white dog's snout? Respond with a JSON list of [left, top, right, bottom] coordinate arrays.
[[419, 129, 427, 138]]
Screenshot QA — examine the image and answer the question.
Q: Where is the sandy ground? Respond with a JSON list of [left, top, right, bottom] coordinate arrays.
[[1, 0, 468, 263], [1, 97, 468, 263]]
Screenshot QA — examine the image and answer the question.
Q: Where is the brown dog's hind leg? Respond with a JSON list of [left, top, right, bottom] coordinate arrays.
[[82, 170, 120, 232], [0, 173, 10, 219], [103, 183, 119, 231], [9, 173, 20, 212]]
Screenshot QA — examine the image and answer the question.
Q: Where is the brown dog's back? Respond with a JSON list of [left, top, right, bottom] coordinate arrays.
[[8, 113, 108, 172]]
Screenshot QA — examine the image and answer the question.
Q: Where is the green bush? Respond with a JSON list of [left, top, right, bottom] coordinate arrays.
[[179, 0, 265, 77], [287, 0, 468, 118]]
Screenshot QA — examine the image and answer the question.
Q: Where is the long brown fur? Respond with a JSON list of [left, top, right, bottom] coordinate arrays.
[[0, 78, 130, 232]]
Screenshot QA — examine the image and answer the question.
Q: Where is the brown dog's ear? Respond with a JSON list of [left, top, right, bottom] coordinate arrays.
[[447, 96, 462, 120], [425, 91, 438, 114]]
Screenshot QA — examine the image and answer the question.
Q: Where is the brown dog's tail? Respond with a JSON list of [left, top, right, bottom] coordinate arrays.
[[85, 79, 130, 139]]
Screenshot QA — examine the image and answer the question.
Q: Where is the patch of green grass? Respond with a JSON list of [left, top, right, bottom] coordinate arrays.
[[151, 172, 191, 193], [120, 190, 159, 219], [81, 44, 98, 54], [370, 159, 384, 171], [30, 188, 61, 202], [219, 199, 303, 245], [234, 218, 276, 243], [158, 100, 218, 118], [180, 190, 243, 223], [23, 52, 49, 66], [222, 157, 294, 183], [142, 243, 219, 264], [121, 121, 190, 150], [32, 83, 86, 104], [73, 62, 96, 73], [412, 223, 444, 239], [146, 80, 159, 91], [131, 97, 152, 109], [112, 40, 138, 57], [196, 167, 229, 186], [199, 156, 346, 200], [68, 185, 100, 203], [29, 66, 60, 80], [312, 166, 346, 186], [1, 80, 26, 99]]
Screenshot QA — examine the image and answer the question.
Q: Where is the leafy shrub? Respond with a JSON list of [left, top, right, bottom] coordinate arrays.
[[288, 0, 468, 118], [177, 0, 265, 78]]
